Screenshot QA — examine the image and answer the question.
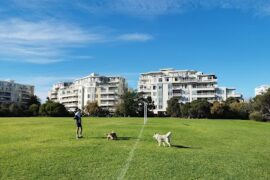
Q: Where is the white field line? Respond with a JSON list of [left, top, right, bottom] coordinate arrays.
[[117, 124, 145, 180]]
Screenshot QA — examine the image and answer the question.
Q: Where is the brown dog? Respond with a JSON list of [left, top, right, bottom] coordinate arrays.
[[106, 131, 118, 140]]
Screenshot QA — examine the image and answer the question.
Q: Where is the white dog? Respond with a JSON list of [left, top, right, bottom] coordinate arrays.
[[153, 132, 172, 147]]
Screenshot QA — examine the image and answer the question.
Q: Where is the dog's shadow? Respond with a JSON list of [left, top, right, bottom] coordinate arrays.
[[92, 136, 136, 141], [172, 145, 191, 149], [117, 137, 136, 140], [171, 145, 201, 149]]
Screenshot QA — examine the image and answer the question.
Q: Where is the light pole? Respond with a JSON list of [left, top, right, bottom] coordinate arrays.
[[144, 102, 147, 125]]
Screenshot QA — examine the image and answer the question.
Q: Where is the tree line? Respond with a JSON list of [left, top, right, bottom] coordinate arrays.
[[1, 89, 270, 121], [115, 89, 270, 122], [0, 96, 70, 117], [165, 89, 270, 122]]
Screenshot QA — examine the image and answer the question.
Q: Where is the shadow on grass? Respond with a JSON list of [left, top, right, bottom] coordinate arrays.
[[91, 137, 137, 141], [172, 145, 201, 149]]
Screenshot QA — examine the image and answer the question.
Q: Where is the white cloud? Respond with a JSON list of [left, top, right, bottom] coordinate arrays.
[[117, 33, 154, 42], [0, 19, 153, 64], [0, 19, 102, 64]]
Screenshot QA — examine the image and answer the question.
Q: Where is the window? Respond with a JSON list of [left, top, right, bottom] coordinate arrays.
[[166, 78, 169, 82], [158, 78, 162, 82], [153, 86, 156, 90]]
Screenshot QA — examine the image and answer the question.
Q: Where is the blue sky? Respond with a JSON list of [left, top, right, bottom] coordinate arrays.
[[1, 0, 270, 101]]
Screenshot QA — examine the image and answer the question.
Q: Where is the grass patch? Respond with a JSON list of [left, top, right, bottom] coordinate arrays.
[[0, 117, 269, 179]]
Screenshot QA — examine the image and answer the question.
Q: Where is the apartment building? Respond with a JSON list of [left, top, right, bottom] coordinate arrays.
[[0, 80, 34, 105], [255, 85, 270, 96], [138, 68, 242, 114], [48, 73, 126, 112]]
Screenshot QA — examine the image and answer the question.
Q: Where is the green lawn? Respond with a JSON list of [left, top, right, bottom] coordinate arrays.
[[0, 117, 270, 180]]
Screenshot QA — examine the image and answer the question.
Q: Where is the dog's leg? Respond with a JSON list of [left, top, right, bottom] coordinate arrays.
[[158, 141, 161, 146], [162, 142, 166, 147], [165, 139, 171, 147]]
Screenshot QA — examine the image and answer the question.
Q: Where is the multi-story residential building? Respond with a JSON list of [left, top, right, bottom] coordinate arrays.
[[48, 73, 126, 112], [255, 85, 270, 96], [0, 80, 34, 105], [138, 68, 242, 114]]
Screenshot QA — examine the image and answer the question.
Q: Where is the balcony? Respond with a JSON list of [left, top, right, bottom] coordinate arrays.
[[194, 93, 216, 98], [100, 102, 116, 106], [100, 90, 118, 95], [64, 103, 78, 108], [100, 96, 117, 100], [50, 91, 57, 95], [60, 98, 78, 103], [194, 87, 216, 91], [60, 93, 78, 98], [173, 93, 182, 97], [50, 94, 58, 99]]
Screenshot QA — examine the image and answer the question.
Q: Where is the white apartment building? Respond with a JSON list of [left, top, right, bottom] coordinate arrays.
[[255, 85, 270, 96], [138, 68, 242, 114], [48, 73, 126, 112], [0, 80, 34, 105]]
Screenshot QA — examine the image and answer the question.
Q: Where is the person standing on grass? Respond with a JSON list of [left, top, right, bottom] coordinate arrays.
[[74, 109, 83, 139]]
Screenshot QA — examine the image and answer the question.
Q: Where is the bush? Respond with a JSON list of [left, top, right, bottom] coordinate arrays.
[[249, 111, 264, 122], [166, 97, 181, 117], [39, 100, 70, 117], [28, 104, 40, 116], [189, 100, 211, 119]]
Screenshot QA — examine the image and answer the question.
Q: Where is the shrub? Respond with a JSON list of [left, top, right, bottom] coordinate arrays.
[[166, 97, 181, 117], [249, 111, 264, 122]]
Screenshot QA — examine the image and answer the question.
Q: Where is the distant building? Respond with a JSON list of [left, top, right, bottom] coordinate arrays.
[[138, 68, 242, 114], [48, 73, 126, 112], [255, 85, 270, 96], [0, 80, 34, 105]]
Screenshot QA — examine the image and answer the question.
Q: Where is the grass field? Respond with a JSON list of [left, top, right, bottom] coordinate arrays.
[[0, 117, 270, 180]]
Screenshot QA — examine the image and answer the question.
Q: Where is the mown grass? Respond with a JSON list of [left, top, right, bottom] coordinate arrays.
[[0, 117, 269, 179]]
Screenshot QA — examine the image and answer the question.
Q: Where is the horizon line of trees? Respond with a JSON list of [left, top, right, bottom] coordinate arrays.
[[1, 89, 270, 122], [165, 89, 270, 122], [0, 96, 71, 117]]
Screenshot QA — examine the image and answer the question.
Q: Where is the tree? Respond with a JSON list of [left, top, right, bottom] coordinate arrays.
[[181, 103, 191, 118], [251, 89, 270, 121], [26, 95, 41, 107], [116, 91, 138, 117], [28, 104, 40, 116], [229, 102, 250, 119], [9, 103, 24, 117], [0, 103, 10, 117], [189, 99, 211, 119], [84, 101, 99, 116], [225, 97, 240, 105], [136, 93, 155, 117], [210, 101, 228, 119], [39, 100, 69, 117], [249, 111, 264, 121], [166, 97, 181, 117]]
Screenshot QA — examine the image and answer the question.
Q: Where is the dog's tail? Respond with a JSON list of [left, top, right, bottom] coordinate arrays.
[[166, 132, 172, 137]]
